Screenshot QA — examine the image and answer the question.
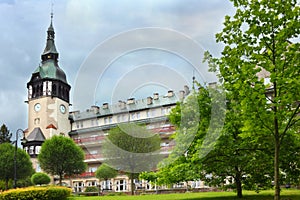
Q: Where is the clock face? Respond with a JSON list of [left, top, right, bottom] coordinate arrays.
[[34, 103, 41, 112], [60, 104, 66, 114]]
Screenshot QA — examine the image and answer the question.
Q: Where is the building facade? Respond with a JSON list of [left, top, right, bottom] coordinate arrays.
[[68, 91, 184, 192], [24, 17, 206, 192]]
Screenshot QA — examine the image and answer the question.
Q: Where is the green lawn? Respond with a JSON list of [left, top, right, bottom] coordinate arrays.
[[68, 189, 300, 200]]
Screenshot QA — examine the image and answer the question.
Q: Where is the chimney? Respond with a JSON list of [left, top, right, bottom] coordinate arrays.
[[91, 105, 100, 114], [208, 82, 217, 88], [118, 100, 126, 109], [147, 96, 153, 105], [102, 103, 109, 109], [153, 93, 159, 100], [184, 85, 190, 95], [127, 98, 135, 105], [179, 90, 185, 100], [167, 90, 174, 97]]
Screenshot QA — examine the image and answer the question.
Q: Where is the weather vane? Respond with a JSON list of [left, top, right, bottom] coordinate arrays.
[[51, 2, 54, 20]]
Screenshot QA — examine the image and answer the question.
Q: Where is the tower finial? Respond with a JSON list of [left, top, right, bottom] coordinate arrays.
[[50, 2, 54, 22]]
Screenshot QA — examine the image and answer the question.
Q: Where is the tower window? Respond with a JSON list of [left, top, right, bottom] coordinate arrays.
[[52, 84, 57, 96], [34, 118, 40, 125]]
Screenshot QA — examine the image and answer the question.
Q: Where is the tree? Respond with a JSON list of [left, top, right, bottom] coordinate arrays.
[[163, 84, 274, 198], [31, 172, 51, 185], [0, 143, 33, 190], [209, 1, 300, 199], [139, 171, 158, 192], [0, 124, 12, 144], [38, 135, 87, 185], [139, 171, 157, 184], [102, 123, 162, 195], [95, 163, 117, 190], [157, 156, 197, 191]]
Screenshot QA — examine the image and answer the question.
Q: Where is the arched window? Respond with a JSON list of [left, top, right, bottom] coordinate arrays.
[[58, 86, 61, 97], [32, 86, 36, 98], [39, 84, 43, 96], [52, 84, 57, 96]]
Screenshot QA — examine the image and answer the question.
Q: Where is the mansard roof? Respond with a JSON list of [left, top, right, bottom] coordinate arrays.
[[69, 91, 183, 122]]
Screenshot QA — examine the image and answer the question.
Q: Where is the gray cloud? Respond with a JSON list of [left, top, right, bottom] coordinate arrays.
[[0, 0, 234, 133]]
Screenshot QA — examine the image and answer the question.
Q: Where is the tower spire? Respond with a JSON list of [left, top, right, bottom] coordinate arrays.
[[41, 4, 58, 62], [51, 2, 53, 25]]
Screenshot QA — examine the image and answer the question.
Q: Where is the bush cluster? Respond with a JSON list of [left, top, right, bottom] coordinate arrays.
[[31, 172, 51, 185], [0, 186, 71, 200], [85, 186, 98, 192]]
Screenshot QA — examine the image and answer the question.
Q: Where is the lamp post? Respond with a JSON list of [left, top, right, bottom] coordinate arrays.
[[13, 129, 27, 189]]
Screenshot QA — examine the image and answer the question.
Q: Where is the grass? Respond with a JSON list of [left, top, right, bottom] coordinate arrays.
[[68, 189, 300, 200]]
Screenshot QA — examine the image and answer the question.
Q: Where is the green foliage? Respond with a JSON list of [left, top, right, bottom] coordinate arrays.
[[0, 124, 12, 144], [15, 176, 33, 188], [31, 172, 51, 185], [0, 180, 12, 191], [139, 171, 157, 183], [85, 186, 98, 192], [103, 123, 162, 173], [103, 123, 162, 195], [0, 143, 33, 190], [209, 0, 300, 199], [95, 163, 118, 181], [0, 186, 71, 200], [38, 135, 87, 185], [106, 192, 127, 196]]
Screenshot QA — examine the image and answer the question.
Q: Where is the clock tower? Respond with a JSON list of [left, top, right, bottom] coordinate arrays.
[[24, 14, 71, 163]]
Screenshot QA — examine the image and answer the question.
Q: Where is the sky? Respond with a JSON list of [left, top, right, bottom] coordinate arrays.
[[0, 0, 235, 134]]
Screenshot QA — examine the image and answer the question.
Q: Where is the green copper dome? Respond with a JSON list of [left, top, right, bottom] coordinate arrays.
[[34, 60, 67, 83]]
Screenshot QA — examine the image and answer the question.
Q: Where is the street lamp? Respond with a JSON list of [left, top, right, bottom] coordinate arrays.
[[13, 129, 27, 189]]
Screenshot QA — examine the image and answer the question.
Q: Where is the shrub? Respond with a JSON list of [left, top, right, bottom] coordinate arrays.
[[85, 186, 98, 192], [31, 172, 51, 185], [0, 186, 71, 200]]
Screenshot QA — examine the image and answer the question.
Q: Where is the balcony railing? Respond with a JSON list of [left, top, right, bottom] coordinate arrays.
[[73, 135, 105, 145], [85, 153, 103, 160], [160, 144, 175, 153]]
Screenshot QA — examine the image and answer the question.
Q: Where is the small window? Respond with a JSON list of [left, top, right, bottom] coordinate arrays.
[[131, 113, 136, 120], [35, 146, 41, 154], [146, 110, 151, 118], [152, 110, 156, 117], [34, 118, 40, 125], [29, 146, 34, 155]]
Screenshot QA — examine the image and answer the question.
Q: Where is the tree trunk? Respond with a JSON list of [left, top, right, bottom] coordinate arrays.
[[274, 133, 280, 200], [235, 167, 243, 198], [5, 177, 8, 190], [59, 174, 63, 186], [130, 173, 135, 195]]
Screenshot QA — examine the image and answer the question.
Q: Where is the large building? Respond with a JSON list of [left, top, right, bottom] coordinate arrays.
[[68, 90, 185, 192], [23, 16, 205, 192]]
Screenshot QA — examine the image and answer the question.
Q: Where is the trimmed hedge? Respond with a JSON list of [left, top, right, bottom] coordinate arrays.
[[0, 186, 71, 200], [85, 186, 98, 192], [31, 172, 51, 185]]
